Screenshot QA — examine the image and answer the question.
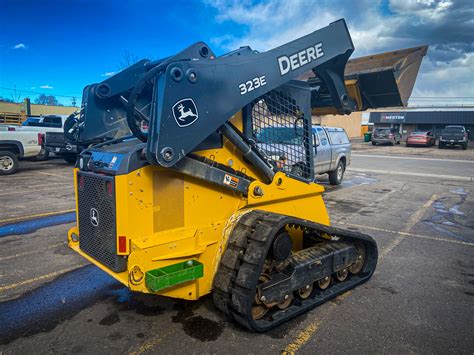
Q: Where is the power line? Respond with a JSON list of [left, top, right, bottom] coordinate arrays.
[[0, 86, 82, 99]]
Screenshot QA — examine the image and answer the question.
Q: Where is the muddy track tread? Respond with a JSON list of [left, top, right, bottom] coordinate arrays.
[[213, 210, 378, 332]]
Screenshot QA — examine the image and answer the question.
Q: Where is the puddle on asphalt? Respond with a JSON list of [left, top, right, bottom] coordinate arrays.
[[319, 172, 378, 192], [172, 300, 224, 342], [99, 311, 120, 326], [423, 188, 471, 242], [109, 287, 166, 316]]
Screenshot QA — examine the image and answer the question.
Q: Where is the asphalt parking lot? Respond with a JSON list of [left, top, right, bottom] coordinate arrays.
[[1, 143, 473, 354]]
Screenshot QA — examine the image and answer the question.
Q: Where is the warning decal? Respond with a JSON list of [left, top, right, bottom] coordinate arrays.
[[223, 174, 239, 188]]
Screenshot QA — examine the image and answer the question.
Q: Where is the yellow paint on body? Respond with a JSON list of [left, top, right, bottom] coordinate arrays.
[[68, 111, 331, 300]]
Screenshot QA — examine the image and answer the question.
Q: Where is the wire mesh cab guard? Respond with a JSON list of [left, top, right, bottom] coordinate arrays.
[[245, 81, 315, 181]]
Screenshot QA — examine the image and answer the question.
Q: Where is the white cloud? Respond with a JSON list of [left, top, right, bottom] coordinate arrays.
[[30, 87, 36, 90], [39, 85, 54, 89], [101, 72, 116, 77], [207, 0, 337, 51], [13, 43, 26, 49], [205, 0, 474, 103]]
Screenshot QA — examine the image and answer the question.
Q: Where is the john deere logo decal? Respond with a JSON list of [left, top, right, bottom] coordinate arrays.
[[90, 208, 99, 227], [172, 98, 198, 127]]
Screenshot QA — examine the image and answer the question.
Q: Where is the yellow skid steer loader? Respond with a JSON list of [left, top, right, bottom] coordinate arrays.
[[65, 19, 426, 331]]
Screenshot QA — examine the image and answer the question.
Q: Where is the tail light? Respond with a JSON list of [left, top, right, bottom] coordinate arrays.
[[38, 133, 44, 146], [118, 236, 127, 253], [8, 127, 15, 131], [78, 175, 84, 189], [106, 181, 113, 196]]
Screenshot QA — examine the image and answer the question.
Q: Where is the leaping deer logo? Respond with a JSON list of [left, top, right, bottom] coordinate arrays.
[[172, 98, 199, 127], [176, 103, 197, 121], [90, 208, 99, 227]]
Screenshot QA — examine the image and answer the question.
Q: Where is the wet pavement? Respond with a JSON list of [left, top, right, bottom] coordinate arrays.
[[0, 152, 473, 354]]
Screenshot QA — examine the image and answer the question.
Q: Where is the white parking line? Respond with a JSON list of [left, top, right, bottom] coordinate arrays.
[[347, 167, 473, 182], [352, 154, 474, 164]]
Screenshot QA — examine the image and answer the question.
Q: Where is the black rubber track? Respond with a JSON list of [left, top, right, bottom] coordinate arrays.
[[213, 210, 378, 332]]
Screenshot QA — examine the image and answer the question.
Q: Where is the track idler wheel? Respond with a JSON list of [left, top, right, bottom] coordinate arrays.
[[252, 274, 271, 320]]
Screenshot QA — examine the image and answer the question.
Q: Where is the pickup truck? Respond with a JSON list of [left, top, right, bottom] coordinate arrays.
[[0, 131, 43, 175], [1, 115, 67, 134], [312, 126, 351, 184], [257, 125, 351, 185], [439, 125, 469, 150], [45, 131, 80, 164]]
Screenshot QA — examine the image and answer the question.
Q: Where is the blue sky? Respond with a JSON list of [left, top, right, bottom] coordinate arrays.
[[1, 0, 472, 106]]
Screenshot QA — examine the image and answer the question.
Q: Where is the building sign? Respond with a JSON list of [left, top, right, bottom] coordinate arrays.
[[380, 112, 406, 123]]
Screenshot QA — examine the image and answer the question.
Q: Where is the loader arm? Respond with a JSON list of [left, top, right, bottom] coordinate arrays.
[[71, 20, 356, 161], [145, 19, 355, 167]]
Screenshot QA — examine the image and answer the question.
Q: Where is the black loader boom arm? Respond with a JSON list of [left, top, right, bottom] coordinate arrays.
[[70, 18, 426, 170], [146, 19, 355, 167], [71, 20, 356, 166]]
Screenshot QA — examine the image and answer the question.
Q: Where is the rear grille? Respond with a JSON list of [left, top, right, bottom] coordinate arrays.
[[77, 172, 126, 272]]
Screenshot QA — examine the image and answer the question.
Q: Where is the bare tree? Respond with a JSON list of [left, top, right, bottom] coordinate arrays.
[[119, 50, 140, 69]]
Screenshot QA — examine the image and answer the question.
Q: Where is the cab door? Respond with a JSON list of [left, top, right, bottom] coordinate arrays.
[[314, 127, 331, 173]]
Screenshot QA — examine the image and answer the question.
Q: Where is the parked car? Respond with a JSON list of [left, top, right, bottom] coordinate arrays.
[[45, 131, 80, 164], [257, 125, 351, 185], [406, 131, 436, 147], [371, 127, 401, 146], [439, 126, 469, 150], [0, 131, 44, 174]]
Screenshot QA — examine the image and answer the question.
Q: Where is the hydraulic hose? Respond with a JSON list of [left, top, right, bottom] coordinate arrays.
[[220, 123, 275, 184], [126, 64, 165, 142]]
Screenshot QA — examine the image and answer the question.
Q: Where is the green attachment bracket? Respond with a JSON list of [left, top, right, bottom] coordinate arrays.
[[145, 260, 203, 292]]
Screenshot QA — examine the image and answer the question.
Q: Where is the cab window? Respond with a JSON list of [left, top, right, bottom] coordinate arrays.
[[316, 128, 328, 146], [42, 116, 62, 128], [328, 131, 349, 144]]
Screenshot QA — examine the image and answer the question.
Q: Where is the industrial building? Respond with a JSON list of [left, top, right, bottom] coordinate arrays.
[[369, 108, 474, 140]]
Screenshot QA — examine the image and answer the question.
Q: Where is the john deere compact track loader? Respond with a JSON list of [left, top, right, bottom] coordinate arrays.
[[66, 19, 426, 331]]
